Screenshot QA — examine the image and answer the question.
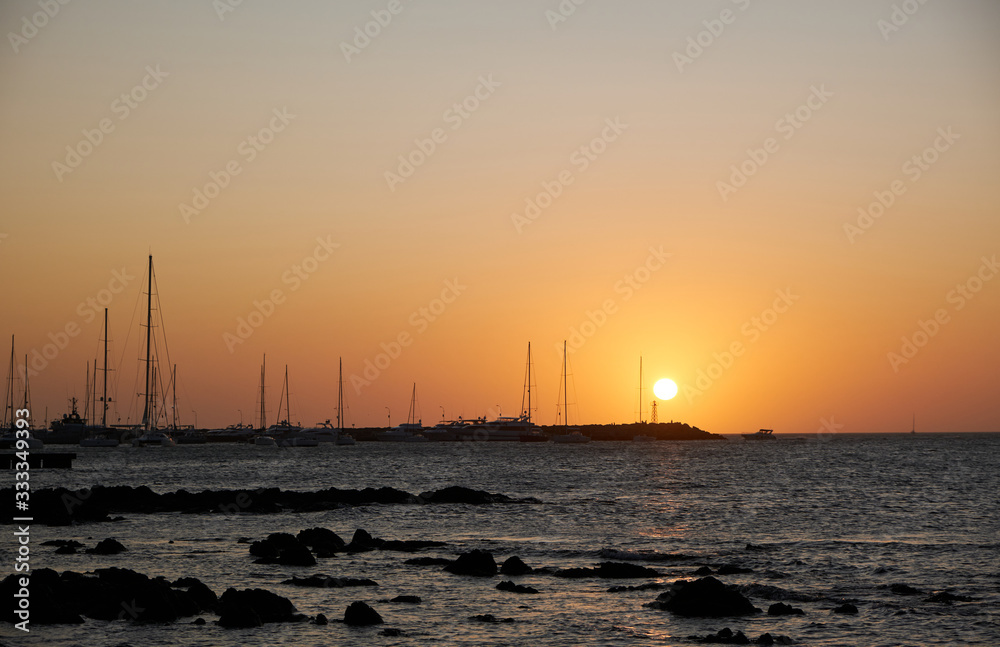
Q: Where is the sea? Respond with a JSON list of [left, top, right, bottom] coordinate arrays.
[[3, 432, 998, 646]]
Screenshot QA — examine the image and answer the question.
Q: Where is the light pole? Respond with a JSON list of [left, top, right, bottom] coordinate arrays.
[[440, 405, 445, 421]]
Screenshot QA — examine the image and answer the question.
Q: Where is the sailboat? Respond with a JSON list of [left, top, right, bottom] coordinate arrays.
[[518, 342, 546, 442], [551, 340, 590, 444], [911, 414, 916, 434], [0, 337, 44, 449], [334, 358, 356, 445], [132, 255, 176, 447], [266, 365, 315, 446], [377, 383, 427, 441], [82, 309, 118, 447]]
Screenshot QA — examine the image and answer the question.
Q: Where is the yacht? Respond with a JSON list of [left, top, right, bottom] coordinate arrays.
[[742, 428, 775, 440]]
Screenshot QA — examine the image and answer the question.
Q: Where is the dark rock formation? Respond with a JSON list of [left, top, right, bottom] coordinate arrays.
[[346, 528, 381, 552], [833, 603, 858, 614], [889, 583, 922, 596], [314, 613, 328, 625], [418, 485, 538, 504], [2, 569, 84, 625], [86, 538, 127, 555], [925, 591, 974, 604], [218, 588, 304, 627], [41, 539, 85, 548], [689, 627, 751, 644], [554, 562, 660, 579], [388, 595, 421, 604], [693, 566, 715, 575], [249, 532, 316, 566], [297, 527, 346, 557], [767, 602, 804, 616], [500, 556, 533, 575], [444, 550, 497, 577], [282, 574, 378, 588], [343, 601, 383, 626], [607, 582, 665, 592], [381, 628, 404, 636], [497, 580, 539, 594], [649, 577, 759, 617]]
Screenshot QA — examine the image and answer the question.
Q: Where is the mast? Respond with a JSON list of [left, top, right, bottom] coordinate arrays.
[[408, 383, 417, 425], [520, 342, 535, 423], [562, 340, 568, 429], [84, 360, 91, 424], [102, 308, 109, 427], [259, 354, 266, 429], [22, 354, 30, 427], [638, 356, 643, 423], [172, 364, 177, 429], [281, 364, 290, 424], [141, 254, 153, 431], [337, 357, 344, 431], [4, 335, 13, 430]]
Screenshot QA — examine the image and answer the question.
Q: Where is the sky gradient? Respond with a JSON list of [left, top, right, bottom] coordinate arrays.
[[2, 0, 998, 433]]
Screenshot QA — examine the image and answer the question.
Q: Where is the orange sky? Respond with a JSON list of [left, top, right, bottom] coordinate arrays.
[[1, 1, 998, 433]]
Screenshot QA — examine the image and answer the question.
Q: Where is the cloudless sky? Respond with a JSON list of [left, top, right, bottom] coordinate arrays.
[[1, 0, 998, 433]]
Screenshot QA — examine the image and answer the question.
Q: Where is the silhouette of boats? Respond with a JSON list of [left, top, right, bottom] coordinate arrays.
[[550, 340, 590, 444], [742, 428, 775, 440]]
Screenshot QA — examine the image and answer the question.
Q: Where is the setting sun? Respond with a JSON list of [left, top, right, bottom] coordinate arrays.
[[653, 378, 678, 401]]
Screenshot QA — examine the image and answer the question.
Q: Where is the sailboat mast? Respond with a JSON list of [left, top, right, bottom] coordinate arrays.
[[284, 365, 290, 424], [141, 254, 153, 431], [337, 357, 344, 431], [102, 308, 109, 427], [172, 364, 177, 429], [563, 340, 568, 430], [638, 356, 643, 423], [22, 355, 29, 418], [259, 354, 266, 429], [527, 342, 532, 424], [84, 360, 91, 424], [5, 335, 13, 430]]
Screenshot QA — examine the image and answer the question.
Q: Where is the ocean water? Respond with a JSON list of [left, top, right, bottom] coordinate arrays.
[[3, 433, 998, 646]]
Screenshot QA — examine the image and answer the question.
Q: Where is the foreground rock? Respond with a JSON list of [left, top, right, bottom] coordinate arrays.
[[767, 602, 804, 616], [648, 577, 760, 617], [554, 562, 660, 579], [249, 533, 316, 566], [500, 556, 534, 575], [2, 567, 217, 625], [343, 601, 383, 626], [689, 627, 794, 645], [297, 527, 346, 557], [497, 580, 539, 594], [3, 484, 536, 526], [218, 588, 305, 627], [833, 603, 858, 614], [444, 550, 497, 577], [86, 538, 127, 555], [469, 613, 514, 623]]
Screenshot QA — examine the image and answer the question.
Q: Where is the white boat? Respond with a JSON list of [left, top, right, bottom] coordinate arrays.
[[132, 430, 176, 447], [377, 384, 425, 441], [742, 428, 775, 440], [552, 430, 591, 444], [301, 420, 339, 443], [253, 435, 277, 447], [335, 433, 356, 446]]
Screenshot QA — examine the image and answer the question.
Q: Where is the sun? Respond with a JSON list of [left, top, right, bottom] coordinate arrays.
[[653, 378, 678, 400]]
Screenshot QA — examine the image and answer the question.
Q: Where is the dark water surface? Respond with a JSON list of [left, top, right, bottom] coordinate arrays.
[[3, 433, 998, 646]]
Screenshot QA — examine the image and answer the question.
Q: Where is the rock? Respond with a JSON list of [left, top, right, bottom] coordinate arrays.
[[444, 550, 497, 577], [925, 591, 974, 604], [346, 528, 383, 552], [282, 574, 377, 588], [193, 617, 206, 625], [218, 588, 304, 626], [419, 485, 534, 504], [405, 557, 453, 566], [555, 562, 660, 579], [87, 538, 127, 555], [716, 564, 753, 575], [745, 543, 767, 551], [500, 556, 533, 575], [55, 544, 79, 554], [381, 628, 404, 636], [249, 533, 316, 566], [314, 613, 328, 625], [607, 582, 665, 593], [380, 539, 449, 552], [389, 595, 421, 604], [469, 613, 514, 623], [889, 583, 922, 596], [693, 566, 715, 575], [1, 569, 84, 625], [297, 527, 346, 557], [767, 602, 804, 616], [171, 577, 219, 611], [833, 603, 858, 614], [649, 577, 759, 617], [236, 537, 252, 544], [689, 627, 750, 644], [497, 580, 539, 594], [42, 539, 85, 548], [343, 601, 383, 626]]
